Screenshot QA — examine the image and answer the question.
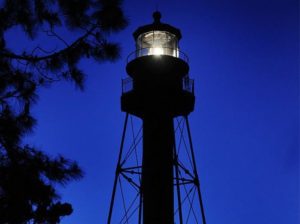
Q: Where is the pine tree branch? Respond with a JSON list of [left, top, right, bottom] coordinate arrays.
[[43, 29, 69, 47], [34, 63, 61, 83], [0, 26, 97, 62], [31, 46, 57, 55]]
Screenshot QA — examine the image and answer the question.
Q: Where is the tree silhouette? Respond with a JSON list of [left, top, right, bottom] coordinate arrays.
[[0, 0, 127, 223]]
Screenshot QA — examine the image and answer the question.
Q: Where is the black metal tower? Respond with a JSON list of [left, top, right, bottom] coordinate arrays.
[[108, 12, 206, 224]]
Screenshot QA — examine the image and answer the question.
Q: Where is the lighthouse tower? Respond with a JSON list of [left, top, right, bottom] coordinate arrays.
[[108, 12, 206, 224]]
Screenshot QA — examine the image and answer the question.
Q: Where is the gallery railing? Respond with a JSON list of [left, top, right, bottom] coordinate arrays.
[[122, 77, 194, 94]]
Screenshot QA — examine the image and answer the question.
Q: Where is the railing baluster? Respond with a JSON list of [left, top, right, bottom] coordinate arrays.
[[122, 78, 134, 93], [182, 77, 194, 93]]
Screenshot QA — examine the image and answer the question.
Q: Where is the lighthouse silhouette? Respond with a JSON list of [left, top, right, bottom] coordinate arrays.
[[108, 12, 206, 224]]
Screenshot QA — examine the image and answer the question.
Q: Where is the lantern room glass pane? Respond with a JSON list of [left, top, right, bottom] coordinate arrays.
[[136, 31, 178, 57]]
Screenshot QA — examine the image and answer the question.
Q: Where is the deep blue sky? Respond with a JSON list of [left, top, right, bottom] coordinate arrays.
[[16, 0, 299, 223]]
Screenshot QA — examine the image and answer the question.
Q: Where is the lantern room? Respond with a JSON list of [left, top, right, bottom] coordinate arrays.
[[136, 31, 178, 57], [132, 11, 183, 59], [126, 11, 189, 79]]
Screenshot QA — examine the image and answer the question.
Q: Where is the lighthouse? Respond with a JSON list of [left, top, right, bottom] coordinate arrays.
[[108, 12, 206, 224]]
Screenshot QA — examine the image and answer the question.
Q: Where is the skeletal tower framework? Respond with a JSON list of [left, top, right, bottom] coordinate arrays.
[[108, 12, 206, 224]]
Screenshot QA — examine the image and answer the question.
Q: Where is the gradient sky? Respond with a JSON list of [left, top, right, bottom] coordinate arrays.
[[16, 0, 299, 223]]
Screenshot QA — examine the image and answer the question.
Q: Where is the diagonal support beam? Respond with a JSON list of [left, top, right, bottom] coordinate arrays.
[[185, 116, 207, 224]]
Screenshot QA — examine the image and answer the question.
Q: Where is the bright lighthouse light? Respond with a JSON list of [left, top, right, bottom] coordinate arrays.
[[151, 47, 164, 56]]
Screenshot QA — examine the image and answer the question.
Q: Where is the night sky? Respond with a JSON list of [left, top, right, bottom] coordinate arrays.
[[14, 0, 299, 223]]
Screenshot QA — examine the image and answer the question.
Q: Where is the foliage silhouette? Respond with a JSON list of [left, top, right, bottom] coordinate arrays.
[[0, 0, 127, 223]]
